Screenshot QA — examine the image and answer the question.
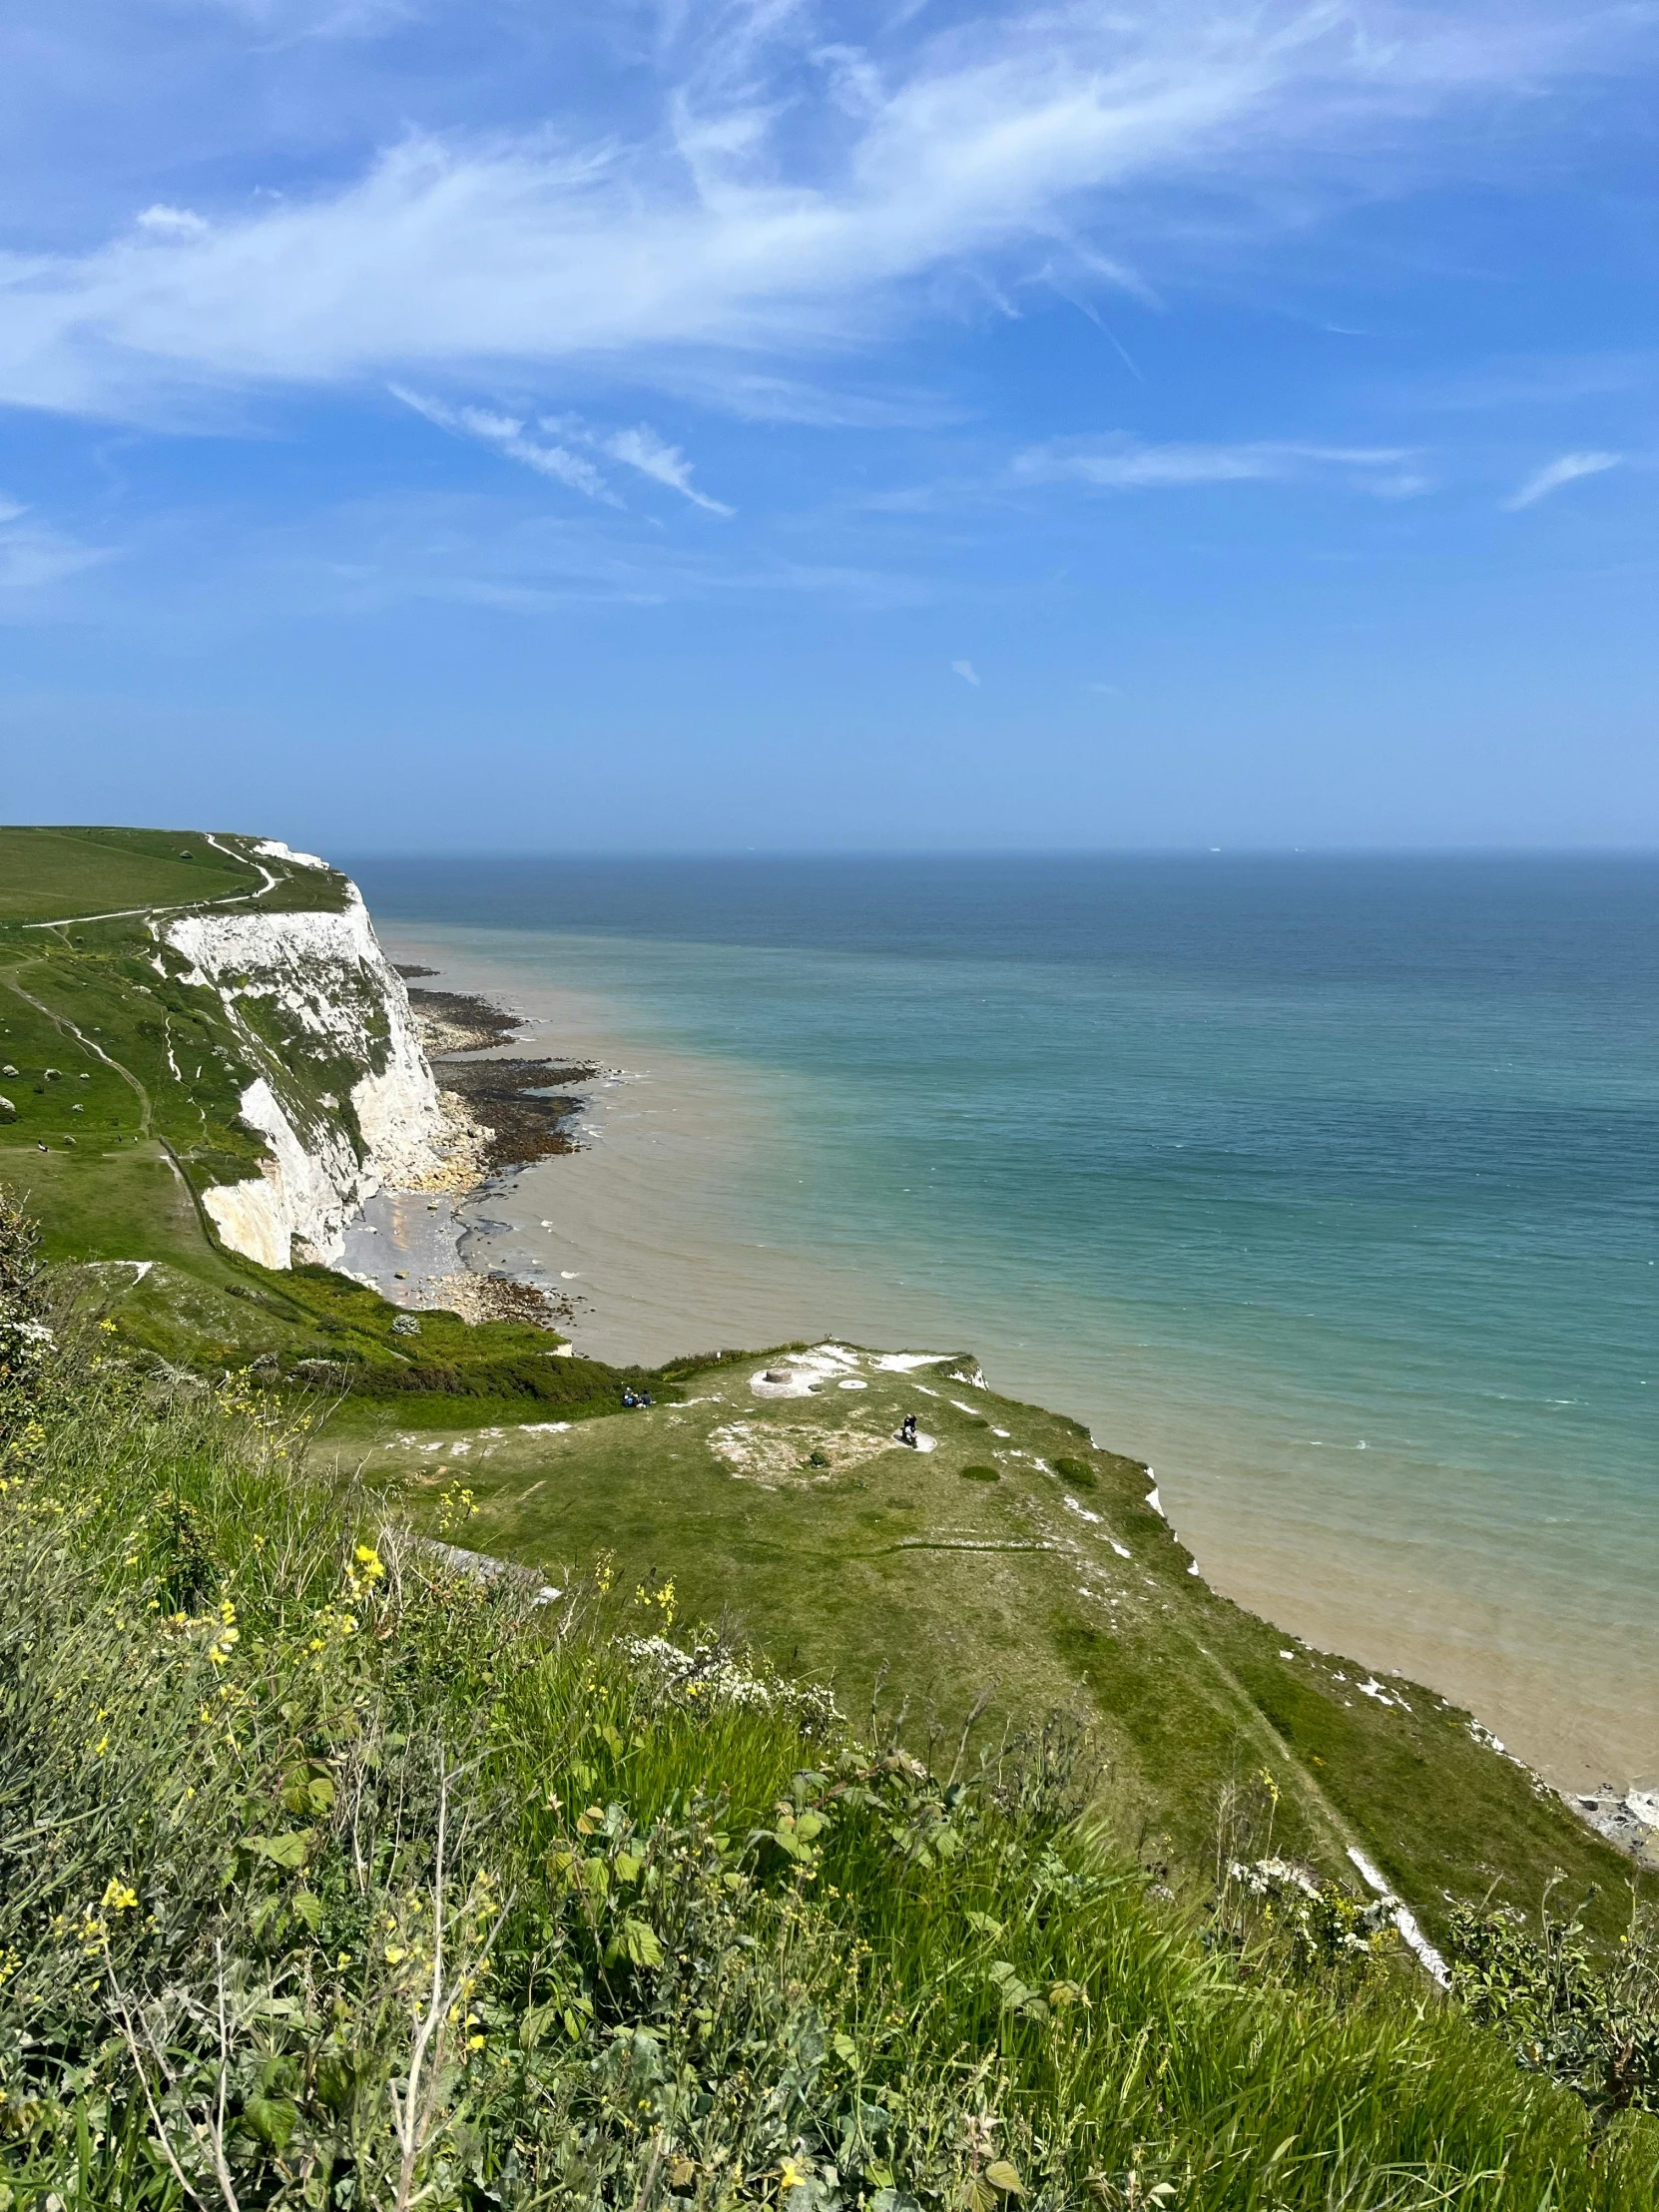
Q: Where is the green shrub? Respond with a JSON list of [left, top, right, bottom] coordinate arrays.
[[1446, 1888, 1659, 2119], [1052, 1454, 1096, 1486]]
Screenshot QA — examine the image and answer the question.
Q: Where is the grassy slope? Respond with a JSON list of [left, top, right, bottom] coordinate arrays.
[[7, 1339, 1655, 2209], [335, 1348, 1655, 1950]]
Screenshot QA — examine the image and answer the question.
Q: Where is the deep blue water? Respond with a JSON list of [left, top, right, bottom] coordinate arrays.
[[349, 853, 1659, 1781]]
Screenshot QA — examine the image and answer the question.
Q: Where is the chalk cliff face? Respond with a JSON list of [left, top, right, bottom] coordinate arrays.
[[158, 863, 445, 1270]]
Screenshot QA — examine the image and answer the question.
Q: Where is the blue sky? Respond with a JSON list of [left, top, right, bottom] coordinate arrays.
[[2, 0, 1655, 850]]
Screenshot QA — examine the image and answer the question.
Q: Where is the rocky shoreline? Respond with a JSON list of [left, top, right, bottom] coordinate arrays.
[[396, 967, 598, 1177], [350, 967, 611, 1333]]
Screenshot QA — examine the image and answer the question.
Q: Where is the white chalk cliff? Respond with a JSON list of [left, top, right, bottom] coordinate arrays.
[[158, 863, 445, 1271]]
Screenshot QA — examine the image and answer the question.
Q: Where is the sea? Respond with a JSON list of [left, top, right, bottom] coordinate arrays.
[[342, 853, 1658, 1792]]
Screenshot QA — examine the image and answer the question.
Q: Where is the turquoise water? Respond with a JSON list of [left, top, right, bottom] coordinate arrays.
[[353, 855, 1658, 1786]]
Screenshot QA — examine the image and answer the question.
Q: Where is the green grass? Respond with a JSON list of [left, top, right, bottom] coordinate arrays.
[[2, 1256, 1656, 2209], [0, 826, 260, 920], [330, 1349, 1653, 1953], [0, 826, 352, 922]]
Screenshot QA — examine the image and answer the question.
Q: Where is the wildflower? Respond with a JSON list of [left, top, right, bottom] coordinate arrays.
[[780, 2158, 810, 2192], [354, 1542, 386, 1583], [101, 1879, 139, 1914]]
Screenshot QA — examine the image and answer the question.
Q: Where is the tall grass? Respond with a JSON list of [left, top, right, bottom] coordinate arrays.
[[1, 1211, 1657, 2206]]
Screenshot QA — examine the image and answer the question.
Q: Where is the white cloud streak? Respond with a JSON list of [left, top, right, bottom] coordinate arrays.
[[390, 384, 619, 501], [1503, 449, 1622, 509], [0, 2, 1639, 417], [1011, 435, 1429, 496], [951, 658, 980, 685], [601, 424, 734, 513]]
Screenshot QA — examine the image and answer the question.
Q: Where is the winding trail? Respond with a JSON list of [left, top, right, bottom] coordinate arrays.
[[2, 962, 153, 1136]]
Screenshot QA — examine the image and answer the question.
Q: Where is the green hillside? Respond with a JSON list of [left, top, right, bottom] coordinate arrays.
[[335, 1343, 1653, 1952]]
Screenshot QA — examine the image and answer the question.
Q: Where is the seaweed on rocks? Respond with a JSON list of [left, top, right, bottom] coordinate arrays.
[[404, 984, 525, 1055], [403, 984, 599, 1176], [432, 1054, 594, 1170]]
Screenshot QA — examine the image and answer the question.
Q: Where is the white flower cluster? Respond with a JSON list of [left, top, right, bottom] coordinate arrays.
[[625, 1634, 842, 1737], [0, 1315, 54, 1367]]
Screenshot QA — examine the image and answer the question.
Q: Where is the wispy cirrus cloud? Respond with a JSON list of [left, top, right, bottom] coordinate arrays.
[[392, 385, 734, 511], [389, 385, 620, 501], [0, 2, 1645, 420], [1503, 449, 1622, 510], [597, 424, 734, 514], [1010, 435, 1431, 498]]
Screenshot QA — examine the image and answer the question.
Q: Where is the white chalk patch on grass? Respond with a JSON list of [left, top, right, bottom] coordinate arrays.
[[873, 1352, 949, 1372], [1347, 1848, 1449, 1986], [752, 1344, 864, 1398], [1063, 1495, 1102, 1524], [1280, 1649, 1297, 1660], [991, 1426, 1010, 1438], [1188, 1560, 1202, 1575], [1145, 1487, 1163, 1516], [518, 1421, 572, 1434], [1111, 1541, 1131, 1559]]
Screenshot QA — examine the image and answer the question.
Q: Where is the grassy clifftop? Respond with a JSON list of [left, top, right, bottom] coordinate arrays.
[[0, 825, 350, 922], [0, 825, 358, 1240], [339, 1342, 1655, 1956]]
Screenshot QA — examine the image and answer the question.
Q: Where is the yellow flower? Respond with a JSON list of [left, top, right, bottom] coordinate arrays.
[[101, 1879, 139, 1914], [780, 2158, 809, 2192]]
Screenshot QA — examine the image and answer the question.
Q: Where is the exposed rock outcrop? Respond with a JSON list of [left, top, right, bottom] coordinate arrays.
[[159, 874, 445, 1269]]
